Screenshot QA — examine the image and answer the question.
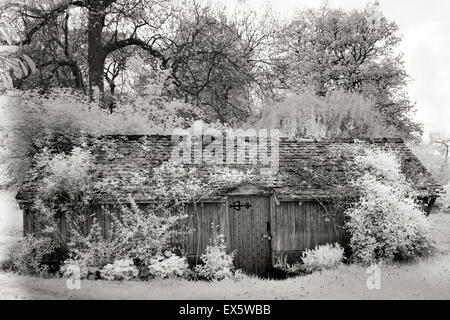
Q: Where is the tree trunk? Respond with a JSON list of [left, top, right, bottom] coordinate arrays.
[[87, 8, 106, 99]]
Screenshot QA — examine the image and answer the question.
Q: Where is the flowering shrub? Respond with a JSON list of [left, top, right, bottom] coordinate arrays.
[[301, 243, 345, 272], [32, 146, 96, 243], [29, 147, 118, 273], [354, 149, 403, 183], [99, 259, 139, 281], [9, 235, 57, 276], [345, 150, 435, 264], [28, 145, 188, 272], [148, 252, 189, 279], [108, 199, 185, 267], [70, 220, 117, 268], [195, 225, 237, 281]]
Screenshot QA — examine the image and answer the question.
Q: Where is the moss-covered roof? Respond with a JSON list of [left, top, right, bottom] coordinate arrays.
[[16, 135, 441, 204]]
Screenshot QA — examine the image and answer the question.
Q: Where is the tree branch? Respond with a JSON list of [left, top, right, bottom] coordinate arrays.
[[12, 0, 87, 45], [103, 37, 169, 68]]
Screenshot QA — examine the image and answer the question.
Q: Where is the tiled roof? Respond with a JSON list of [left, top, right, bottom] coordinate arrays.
[[16, 135, 441, 203]]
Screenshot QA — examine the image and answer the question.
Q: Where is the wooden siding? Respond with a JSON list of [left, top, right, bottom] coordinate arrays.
[[182, 201, 230, 259], [271, 200, 346, 266], [182, 197, 272, 276], [23, 205, 113, 240], [22, 197, 348, 274]]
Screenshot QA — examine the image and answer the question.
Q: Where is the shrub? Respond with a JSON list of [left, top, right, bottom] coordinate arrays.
[[148, 251, 189, 279], [27, 142, 258, 277], [31, 146, 97, 248], [195, 225, 237, 281], [109, 199, 184, 267], [0, 260, 12, 272], [255, 90, 397, 138], [9, 235, 56, 276], [345, 150, 435, 264], [69, 219, 117, 269], [66, 201, 185, 273], [301, 243, 345, 272], [31, 145, 187, 271], [1, 87, 207, 186], [99, 259, 139, 281]]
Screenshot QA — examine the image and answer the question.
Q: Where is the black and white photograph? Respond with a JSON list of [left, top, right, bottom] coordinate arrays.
[[0, 0, 450, 306]]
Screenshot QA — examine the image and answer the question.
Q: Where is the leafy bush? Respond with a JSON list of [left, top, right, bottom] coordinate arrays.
[[68, 220, 117, 272], [195, 225, 237, 281], [0, 258, 15, 272], [21, 138, 259, 278], [99, 259, 139, 281], [345, 150, 435, 264], [108, 199, 185, 267], [301, 243, 345, 272], [0, 23, 37, 92], [30, 144, 188, 271], [255, 90, 398, 138], [0, 87, 210, 186], [148, 252, 189, 279], [31, 146, 96, 246], [31, 147, 117, 271], [61, 202, 182, 275], [9, 235, 57, 276]]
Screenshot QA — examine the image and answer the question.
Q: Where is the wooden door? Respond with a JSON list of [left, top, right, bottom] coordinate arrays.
[[228, 196, 272, 276]]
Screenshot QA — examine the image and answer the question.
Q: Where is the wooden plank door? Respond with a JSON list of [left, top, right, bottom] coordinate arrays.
[[228, 196, 272, 276]]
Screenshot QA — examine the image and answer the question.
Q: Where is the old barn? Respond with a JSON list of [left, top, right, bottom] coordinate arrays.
[[16, 136, 440, 276]]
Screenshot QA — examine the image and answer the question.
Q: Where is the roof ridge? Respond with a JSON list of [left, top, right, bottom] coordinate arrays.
[[96, 134, 405, 144]]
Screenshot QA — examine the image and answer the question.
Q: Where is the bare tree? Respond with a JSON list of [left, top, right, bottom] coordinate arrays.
[[430, 131, 450, 173], [1, 0, 278, 123]]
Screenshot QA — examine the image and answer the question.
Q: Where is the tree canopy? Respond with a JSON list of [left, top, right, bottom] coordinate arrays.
[[0, 0, 422, 139], [275, 3, 422, 140]]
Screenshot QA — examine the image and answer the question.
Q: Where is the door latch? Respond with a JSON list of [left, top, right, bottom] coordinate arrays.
[[229, 201, 252, 211], [262, 234, 272, 241]]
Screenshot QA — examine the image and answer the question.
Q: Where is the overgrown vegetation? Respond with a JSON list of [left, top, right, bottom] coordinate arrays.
[[0, 0, 441, 283], [301, 244, 345, 272], [345, 150, 435, 264], [194, 225, 242, 281], [6, 139, 251, 281], [254, 90, 398, 139], [7, 235, 56, 276]]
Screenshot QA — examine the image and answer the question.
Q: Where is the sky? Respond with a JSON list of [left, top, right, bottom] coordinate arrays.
[[244, 0, 450, 138]]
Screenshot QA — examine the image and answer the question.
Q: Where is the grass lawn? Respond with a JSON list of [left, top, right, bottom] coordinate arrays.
[[1, 254, 450, 300]]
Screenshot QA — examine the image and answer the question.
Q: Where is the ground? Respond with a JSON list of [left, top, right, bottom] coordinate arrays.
[[1, 190, 450, 300], [1, 254, 450, 300]]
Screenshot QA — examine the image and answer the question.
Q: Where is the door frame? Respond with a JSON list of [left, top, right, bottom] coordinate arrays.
[[227, 194, 272, 276]]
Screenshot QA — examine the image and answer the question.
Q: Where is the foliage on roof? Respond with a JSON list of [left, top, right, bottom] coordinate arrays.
[[16, 136, 440, 203]]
